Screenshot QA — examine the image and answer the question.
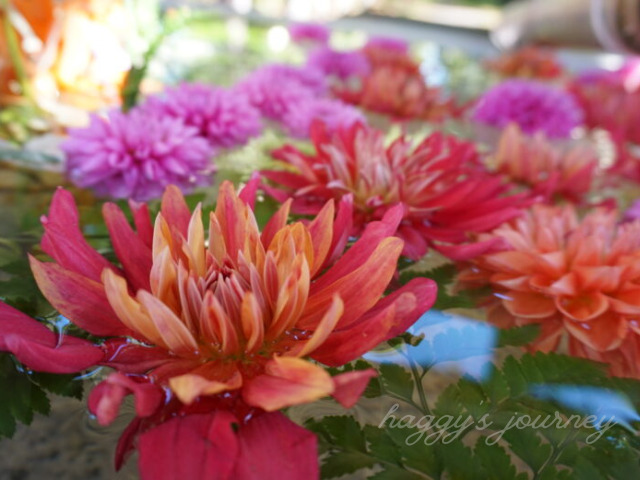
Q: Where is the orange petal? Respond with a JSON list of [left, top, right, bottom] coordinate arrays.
[[169, 365, 242, 404], [303, 237, 403, 330], [103, 269, 164, 345], [242, 356, 334, 411], [501, 291, 557, 318], [556, 292, 609, 322], [289, 295, 344, 358], [306, 200, 335, 277], [609, 288, 640, 315], [241, 292, 264, 354], [563, 311, 628, 352], [136, 291, 199, 355]]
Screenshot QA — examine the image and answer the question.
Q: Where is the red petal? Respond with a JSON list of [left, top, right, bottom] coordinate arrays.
[[129, 200, 154, 248], [40, 187, 113, 282], [232, 412, 319, 480], [0, 301, 103, 373], [433, 237, 505, 261], [138, 411, 239, 480], [238, 172, 261, 209], [311, 203, 404, 291], [103, 202, 152, 292], [331, 369, 377, 408], [101, 339, 175, 373], [30, 256, 132, 337], [88, 372, 165, 426], [311, 278, 436, 366]]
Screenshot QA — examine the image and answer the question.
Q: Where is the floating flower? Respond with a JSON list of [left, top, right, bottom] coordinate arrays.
[[141, 83, 263, 149], [265, 122, 527, 260], [473, 80, 584, 139], [62, 109, 214, 201], [0, 181, 436, 475], [458, 205, 640, 378], [484, 47, 564, 79], [306, 46, 371, 81], [334, 60, 458, 121], [281, 98, 365, 138], [568, 71, 640, 144], [236, 65, 326, 121], [365, 36, 409, 55], [289, 22, 330, 46], [491, 124, 597, 202]]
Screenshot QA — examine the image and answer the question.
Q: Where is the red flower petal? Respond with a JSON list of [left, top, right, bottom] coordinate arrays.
[[88, 372, 165, 426], [103, 202, 152, 292], [40, 187, 114, 282], [331, 369, 378, 408], [0, 301, 103, 373], [232, 412, 319, 480], [138, 410, 239, 480], [30, 256, 132, 337], [311, 278, 436, 366]]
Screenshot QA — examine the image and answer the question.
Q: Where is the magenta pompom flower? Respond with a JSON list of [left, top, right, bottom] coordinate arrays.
[[307, 46, 371, 81], [288, 22, 330, 45], [473, 80, 584, 139], [62, 109, 214, 201], [281, 99, 365, 138], [142, 83, 263, 149], [236, 65, 326, 121]]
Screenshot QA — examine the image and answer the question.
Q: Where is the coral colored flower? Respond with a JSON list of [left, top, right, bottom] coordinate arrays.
[[491, 124, 597, 202], [281, 98, 365, 138], [459, 205, 640, 378], [365, 36, 409, 55], [0, 180, 436, 474], [306, 46, 371, 81], [62, 109, 214, 201], [264, 122, 527, 260], [236, 65, 326, 121], [473, 80, 584, 139], [484, 47, 564, 80], [335, 62, 459, 121], [568, 71, 640, 144], [141, 83, 263, 149], [289, 22, 330, 46]]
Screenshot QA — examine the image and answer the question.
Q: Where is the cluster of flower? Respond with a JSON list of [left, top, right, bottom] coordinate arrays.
[[4, 23, 640, 480]]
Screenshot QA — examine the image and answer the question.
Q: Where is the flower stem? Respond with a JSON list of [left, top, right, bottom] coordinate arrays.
[[0, 0, 34, 102]]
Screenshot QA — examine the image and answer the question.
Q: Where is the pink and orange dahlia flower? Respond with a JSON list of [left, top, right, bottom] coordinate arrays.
[[0, 179, 435, 477], [264, 122, 528, 261], [491, 124, 597, 203], [459, 204, 640, 378]]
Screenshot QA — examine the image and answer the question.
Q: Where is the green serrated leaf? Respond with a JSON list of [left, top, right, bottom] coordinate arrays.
[[378, 363, 415, 404], [320, 451, 377, 479], [31, 372, 84, 399], [474, 440, 527, 480]]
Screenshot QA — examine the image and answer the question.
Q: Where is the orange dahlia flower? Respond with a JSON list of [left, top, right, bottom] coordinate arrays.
[[1, 179, 435, 475], [265, 122, 528, 260], [492, 124, 597, 202], [334, 46, 461, 121], [459, 204, 640, 378], [484, 47, 564, 80]]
